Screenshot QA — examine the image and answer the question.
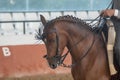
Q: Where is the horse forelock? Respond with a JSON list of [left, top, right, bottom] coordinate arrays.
[[45, 15, 92, 31]]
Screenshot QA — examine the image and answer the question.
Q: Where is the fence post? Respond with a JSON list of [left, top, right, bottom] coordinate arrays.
[[23, 21, 26, 34]]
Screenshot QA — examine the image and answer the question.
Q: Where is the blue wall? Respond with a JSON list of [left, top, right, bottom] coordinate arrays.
[[0, 0, 111, 11]]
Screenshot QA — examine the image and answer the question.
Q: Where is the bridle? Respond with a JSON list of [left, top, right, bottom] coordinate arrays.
[[41, 28, 69, 66], [37, 28, 95, 68]]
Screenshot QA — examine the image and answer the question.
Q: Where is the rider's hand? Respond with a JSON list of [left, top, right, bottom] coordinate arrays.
[[101, 9, 115, 17]]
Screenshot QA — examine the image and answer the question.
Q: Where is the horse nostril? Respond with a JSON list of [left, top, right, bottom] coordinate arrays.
[[43, 55, 47, 58], [50, 64, 57, 69]]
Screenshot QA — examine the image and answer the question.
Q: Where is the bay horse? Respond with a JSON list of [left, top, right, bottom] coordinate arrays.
[[37, 15, 111, 80]]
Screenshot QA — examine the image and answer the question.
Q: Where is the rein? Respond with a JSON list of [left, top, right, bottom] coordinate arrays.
[[40, 28, 95, 68], [51, 28, 96, 68], [60, 1, 113, 68], [60, 32, 95, 68], [89, 0, 113, 29]]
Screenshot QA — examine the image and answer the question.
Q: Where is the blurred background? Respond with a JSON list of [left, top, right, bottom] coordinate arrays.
[[0, 0, 114, 80]]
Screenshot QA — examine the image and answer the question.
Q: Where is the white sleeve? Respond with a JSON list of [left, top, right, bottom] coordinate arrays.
[[114, 9, 118, 16], [114, 9, 120, 18]]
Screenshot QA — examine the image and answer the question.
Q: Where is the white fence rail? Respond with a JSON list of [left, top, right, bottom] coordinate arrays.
[[0, 10, 100, 46], [0, 10, 100, 35]]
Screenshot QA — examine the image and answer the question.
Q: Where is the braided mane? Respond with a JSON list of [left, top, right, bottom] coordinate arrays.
[[46, 15, 92, 30]]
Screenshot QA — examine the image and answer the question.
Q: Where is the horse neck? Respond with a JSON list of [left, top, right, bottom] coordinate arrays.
[[65, 25, 94, 62]]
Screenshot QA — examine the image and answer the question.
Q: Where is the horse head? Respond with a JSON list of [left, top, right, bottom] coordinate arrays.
[[39, 15, 68, 69]]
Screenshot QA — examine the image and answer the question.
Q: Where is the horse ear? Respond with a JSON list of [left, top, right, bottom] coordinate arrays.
[[40, 15, 47, 26]]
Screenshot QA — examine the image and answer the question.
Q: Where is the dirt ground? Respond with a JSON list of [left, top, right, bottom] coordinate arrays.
[[0, 47, 116, 80], [0, 73, 73, 80]]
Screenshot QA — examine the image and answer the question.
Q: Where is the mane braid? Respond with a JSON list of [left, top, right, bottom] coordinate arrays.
[[49, 15, 92, 30]]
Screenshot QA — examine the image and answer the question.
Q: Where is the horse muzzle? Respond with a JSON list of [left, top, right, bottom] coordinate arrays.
[[43, 54, 62, 69]]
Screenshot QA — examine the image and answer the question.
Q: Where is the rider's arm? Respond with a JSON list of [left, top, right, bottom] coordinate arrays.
[[101, 9, 120, 19]]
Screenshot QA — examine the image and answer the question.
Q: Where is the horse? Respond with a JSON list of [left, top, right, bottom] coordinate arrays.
[[36, 15, 111, 80]]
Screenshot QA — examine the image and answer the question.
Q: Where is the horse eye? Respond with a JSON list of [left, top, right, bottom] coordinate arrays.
[[43, 38, 47, 43], [41, 34, 46, 40]]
